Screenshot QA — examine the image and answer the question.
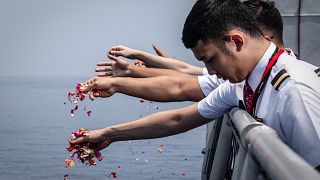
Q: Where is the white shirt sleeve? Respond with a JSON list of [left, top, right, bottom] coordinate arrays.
[[197, 75, 226, 96], [198, 81, 240, 119], [272, 59, 320, 167], [202, 68, 208, 75], [277, 83, 320, 167]]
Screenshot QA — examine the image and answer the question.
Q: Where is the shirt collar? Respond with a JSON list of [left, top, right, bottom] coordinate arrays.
[[247, 42, 277, 90], [285, 48, 297, 59]]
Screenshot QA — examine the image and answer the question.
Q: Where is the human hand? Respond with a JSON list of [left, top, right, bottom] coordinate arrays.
[[152, 43, 168, 57], [69, 129, 112, 151], [80, 76, 117, 100], [95, 54, 132, 77], [109, 45, 140, 59]]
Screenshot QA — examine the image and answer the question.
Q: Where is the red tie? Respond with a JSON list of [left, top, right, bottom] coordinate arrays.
[[243, 81, 253, 112]]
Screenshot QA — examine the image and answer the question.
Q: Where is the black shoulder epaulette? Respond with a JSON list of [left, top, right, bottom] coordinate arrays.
[[238, 100, 246, 110], [315, 68, 320, 77], [271, 69, 290, 90]]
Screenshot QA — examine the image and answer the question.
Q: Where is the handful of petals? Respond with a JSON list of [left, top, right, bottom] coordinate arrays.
[[67, 84, 92, 117], [65, 128, 103, 168]]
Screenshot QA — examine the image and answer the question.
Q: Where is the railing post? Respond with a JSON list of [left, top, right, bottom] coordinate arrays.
[[209, 116, 233, 180]]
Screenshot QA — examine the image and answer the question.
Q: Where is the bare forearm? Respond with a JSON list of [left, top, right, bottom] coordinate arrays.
[[128, 65, 192, 78], [136, 51, 203, 75], [102, 104, 210, 142], [112, 76, 205, 102]]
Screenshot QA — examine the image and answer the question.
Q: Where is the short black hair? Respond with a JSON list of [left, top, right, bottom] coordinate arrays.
[[243, 0, 284, 45], [182, 0, 263, 50]]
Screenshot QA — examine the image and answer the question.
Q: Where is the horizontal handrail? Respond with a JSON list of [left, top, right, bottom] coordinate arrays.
[[228, 108, 320, 180]]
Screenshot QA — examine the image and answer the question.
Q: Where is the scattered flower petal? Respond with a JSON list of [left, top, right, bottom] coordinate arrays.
[[87, 111, 92, 117], [66, 146, 74, 152], [70, 109, 75, 117], [89, 159, 96, 166], [65, 158, 75, 168], [156, 147, 163, 153], [63, 174, 69, 180], [111, 172, 117, 178], [156, 144, 164, 153]]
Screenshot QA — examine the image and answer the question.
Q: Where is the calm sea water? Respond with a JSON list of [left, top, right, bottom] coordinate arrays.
[[0, 77, 206, 180]]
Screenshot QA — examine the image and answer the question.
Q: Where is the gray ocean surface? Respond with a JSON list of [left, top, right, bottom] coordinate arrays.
[[0, 77, 206, 180]]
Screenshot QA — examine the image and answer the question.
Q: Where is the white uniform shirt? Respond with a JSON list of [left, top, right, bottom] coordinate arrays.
[[198, 47, 318, 97], [198, 74, 226, 96], [202, 68, 209, 75], [198, 42, 320, 167]]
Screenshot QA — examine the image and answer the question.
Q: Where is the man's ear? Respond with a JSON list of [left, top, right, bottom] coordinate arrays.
[[264, 35, 272, 41], [231, 34, 244, 51], [224, 32, 244, 51]]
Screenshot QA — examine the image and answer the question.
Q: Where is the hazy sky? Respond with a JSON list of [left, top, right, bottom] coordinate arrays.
[[1, 0, 319, 78], [0, 0, 202, 77]]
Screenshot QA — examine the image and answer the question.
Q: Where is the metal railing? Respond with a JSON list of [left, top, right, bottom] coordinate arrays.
[[201, 108, 320, 180]]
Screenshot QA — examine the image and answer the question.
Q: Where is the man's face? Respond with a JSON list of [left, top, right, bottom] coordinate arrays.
[[191, 40, 241, 83]]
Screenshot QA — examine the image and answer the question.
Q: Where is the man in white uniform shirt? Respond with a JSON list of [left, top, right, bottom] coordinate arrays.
[[71, 0, 320, 170], [95, 0, 318, 100]]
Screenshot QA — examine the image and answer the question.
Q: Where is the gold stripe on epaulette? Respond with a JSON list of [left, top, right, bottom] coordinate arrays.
[[315, 68, 320, 77], [271, 69, 290, 90]]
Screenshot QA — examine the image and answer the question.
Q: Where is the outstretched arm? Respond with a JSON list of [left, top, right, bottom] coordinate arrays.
[[80, 76, 205, 102], [109, 45, 204, 76], [69, 103, 211, 151], [96, 54, 195, 78]]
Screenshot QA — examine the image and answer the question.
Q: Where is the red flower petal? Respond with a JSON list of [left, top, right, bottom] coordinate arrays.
[[70, 109, 75, 116], [87, 111, 92, 117], [68, 92, 74, 97], [79, 93, 86, 101], [111, 172, 117, 178], [73, 131, 81, 137], [66, 146, 74, 152], [76, 84, 81, 91], [89, 159, 96, 166]]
